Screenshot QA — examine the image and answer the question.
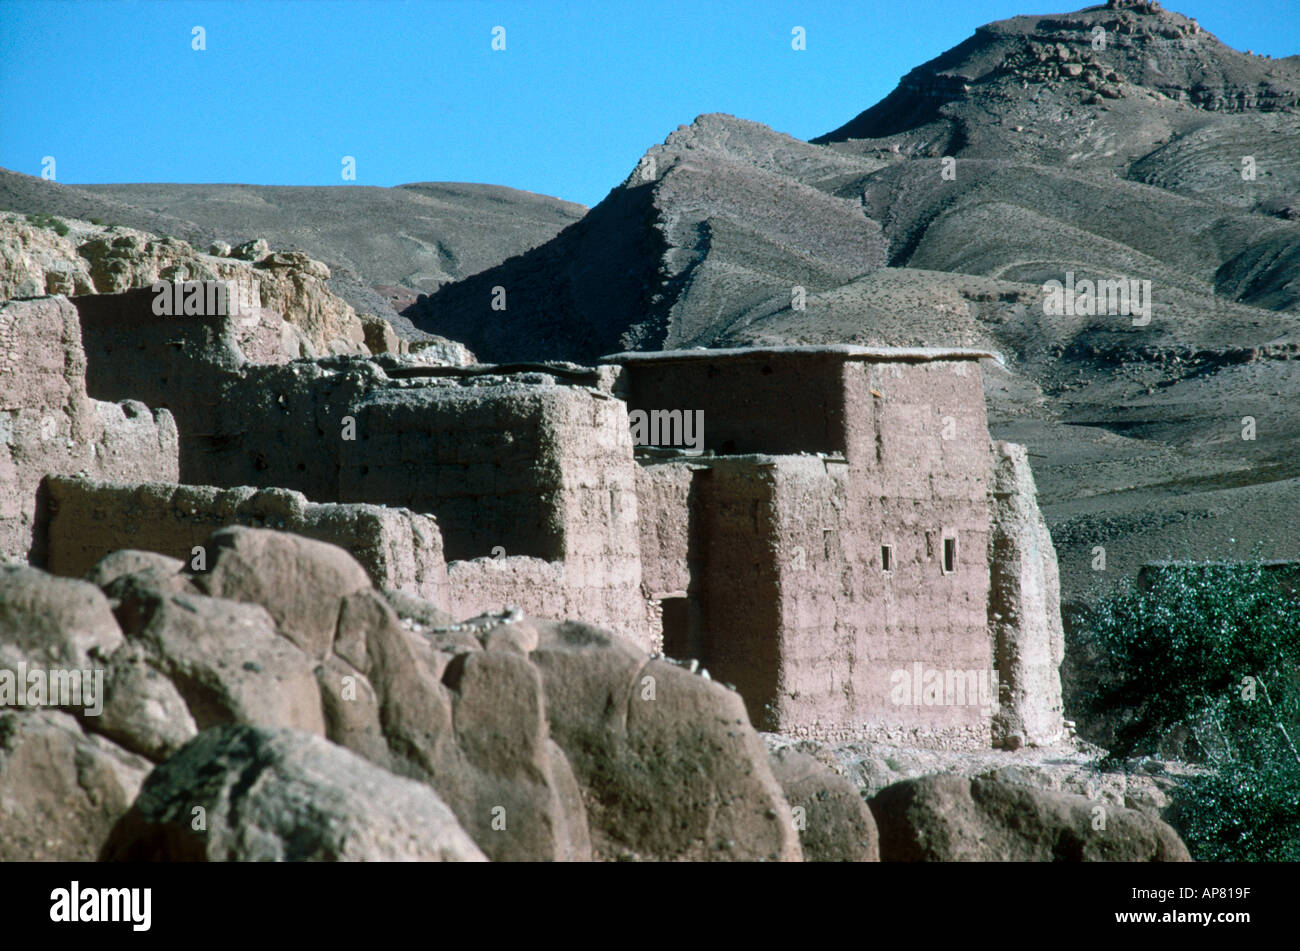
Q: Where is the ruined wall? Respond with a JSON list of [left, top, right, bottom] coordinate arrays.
[[427, 383, 655, 650], [72, 284, 330, 488], [187, 365, 637, 568], [0, 296, 178, 564], [635, 462, 696, 598], [75, 281, 302, 385], [635, 459, 707, 659], [42, 476, 449, 603], [45, 303, 659, 646], [173, 360, 654, 646], [201, 359, 374, 498], [541, 385, 646, 641], [339, 382, 573, 560], [988, 441, 1067, 749]]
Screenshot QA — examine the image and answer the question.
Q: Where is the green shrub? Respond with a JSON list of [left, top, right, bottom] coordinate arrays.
[[1072, 562, 1300, 861], [1168, 756, 1300, 862], [23, 212, 70, 236]]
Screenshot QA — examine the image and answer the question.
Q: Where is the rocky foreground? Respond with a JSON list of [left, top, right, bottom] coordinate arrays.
[[1, 527, 1187, 861]]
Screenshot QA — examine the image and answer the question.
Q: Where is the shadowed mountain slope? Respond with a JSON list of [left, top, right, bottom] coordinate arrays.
[[406, 115, 889, 363]]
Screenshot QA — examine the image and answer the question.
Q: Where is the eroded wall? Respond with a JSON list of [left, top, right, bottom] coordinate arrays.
[[988, 441, 1066, 748], [0, 296, 178, 564], [425, 383, 655, 649], [43, 476, 449, 603]]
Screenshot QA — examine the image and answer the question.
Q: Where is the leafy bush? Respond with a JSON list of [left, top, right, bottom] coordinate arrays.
[[1071, 562, 1300, 861], [1169, 756, 1300, 862]]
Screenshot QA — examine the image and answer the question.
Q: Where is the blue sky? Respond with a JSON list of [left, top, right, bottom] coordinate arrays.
[[1, 0, 1296, 207]]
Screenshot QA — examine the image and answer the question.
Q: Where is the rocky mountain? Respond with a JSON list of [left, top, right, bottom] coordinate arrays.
[[404, 0, 1300, 609], [817, 2, 1300, 173]]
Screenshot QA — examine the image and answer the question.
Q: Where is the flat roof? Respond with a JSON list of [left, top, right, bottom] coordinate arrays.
[[600, 344, 997, 365]]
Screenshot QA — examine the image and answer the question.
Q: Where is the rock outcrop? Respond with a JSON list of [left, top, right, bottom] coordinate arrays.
[[768, 747, 880, 861], [0, 213, 95, 297], [869, 774, 1191, 861], [0, 527, 807, 862], [113, 577, 327, 737], [530, 619, 800, 861], [0, 213, 369, 356], [0, 710, 152, 862], [101, 725, 487, 862], [0, 564, 124, 670]]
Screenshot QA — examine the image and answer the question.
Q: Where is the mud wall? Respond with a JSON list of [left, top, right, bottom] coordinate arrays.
[[42, 476, 449, 602]]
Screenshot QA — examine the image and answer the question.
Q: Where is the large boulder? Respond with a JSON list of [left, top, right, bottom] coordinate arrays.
[[101, 725, 486, 861], [768, 747, 879, 861], [356, 593, 592, 862], [869, 775, 1191, 861], [0, 710, 152, 861], [84, 549, 185, 590], [112, 579, 325, 736], [87, 642, 198, 762], [530, 619, 801, 862], [0, 565, 124, 670], [192, 526, 373, 660], [437, 647, 593, 861], [314, 654, 392, 770]]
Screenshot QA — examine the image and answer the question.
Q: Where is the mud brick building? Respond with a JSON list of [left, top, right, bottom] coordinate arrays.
[[6, 287, 1064, 749]]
